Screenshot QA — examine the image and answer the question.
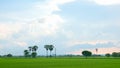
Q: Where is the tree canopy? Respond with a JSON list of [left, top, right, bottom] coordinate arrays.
[[82, 50, 92, 58]]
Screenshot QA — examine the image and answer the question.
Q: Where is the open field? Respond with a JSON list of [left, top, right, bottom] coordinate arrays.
[[0, 57, 120, 68]]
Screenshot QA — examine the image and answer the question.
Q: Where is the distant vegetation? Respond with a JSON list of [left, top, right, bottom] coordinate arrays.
[[105, 53, 111, 57], [24, 45, 38, 58], [82, 50, 92, 58], [112, 52, 120, 57], [6, 54, 13, 57], [0, 45, 120, 58]]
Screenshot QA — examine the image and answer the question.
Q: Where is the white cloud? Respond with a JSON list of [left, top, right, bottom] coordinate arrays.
[[0, 0, 75, 40], [35, 0, 75, 16], [13, 41, 28, 47], [50, 0, 75, 5], [24, 0, 76, 39], [0, 0, 76, 54], [91, 0, 120, 6], [66, 40, 116, 47], [24, 0, 75, 38], [28, 14, 64, 37], [67, 40, 110, 46], [0, 23, 23, 39]]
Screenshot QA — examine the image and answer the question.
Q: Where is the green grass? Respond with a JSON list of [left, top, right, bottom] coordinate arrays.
[[0, 57, 120, 68]]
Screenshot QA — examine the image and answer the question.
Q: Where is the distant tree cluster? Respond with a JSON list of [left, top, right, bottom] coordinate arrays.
[[105, 53, 111, 57], [105, 52, 120, 57], [24, 45, 55, 58], [112, 52, 120, 57], [1, 54, 13, 57], [6, 54, 13, 57], [24, 45, 38, 58]]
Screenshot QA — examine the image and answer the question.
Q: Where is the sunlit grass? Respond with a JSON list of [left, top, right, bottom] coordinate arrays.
[[0, 57, 120, 68]]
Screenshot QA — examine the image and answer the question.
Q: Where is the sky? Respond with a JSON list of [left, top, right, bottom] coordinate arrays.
[[0, 0, 120, 56]]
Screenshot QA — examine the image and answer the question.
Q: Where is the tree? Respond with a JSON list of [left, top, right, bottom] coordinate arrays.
[[24, 46, 38, 58], [44, 45, 49, 57], [24, 50, 29, 57], [31, 45, 38, 58], [82, 50, 92, 58], [112, 52, 120, 57], [49, 45, 54, 57], [44, 45, 54, 57], [31, 52, 37, 58], [28, 46, 32, 56], [105, 53, 111, 57], [7, 54, 13, 57], [32, 45, 38, 52]]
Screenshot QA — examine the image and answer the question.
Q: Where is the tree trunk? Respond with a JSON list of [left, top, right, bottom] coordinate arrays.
[[50, 51, 52, 57], [46, 50, 48, 58]]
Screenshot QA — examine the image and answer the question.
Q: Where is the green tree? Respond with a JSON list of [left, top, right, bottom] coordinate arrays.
[[31, 45, 38, 58], [32, 45, 38, 52], [82, 50, 92, 58], [112, 52, 120, 57], [44, 45, 49, 57], [105, 53, 111, 57], [31, 52, 37, 58], [28, 46, 32, 56], [49, 45, 54, 57], [24, 50, 29, 57], [7, 54, 13, 57]]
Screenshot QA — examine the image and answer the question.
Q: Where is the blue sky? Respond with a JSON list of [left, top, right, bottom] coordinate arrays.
[[0, 0, 120, 55]]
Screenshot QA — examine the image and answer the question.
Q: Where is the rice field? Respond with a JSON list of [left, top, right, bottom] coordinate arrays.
[[0, 57, 120, 68]]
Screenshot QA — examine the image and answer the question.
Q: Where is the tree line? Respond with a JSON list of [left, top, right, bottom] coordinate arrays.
[[0, 45, 120, 58], [82, 50, 120, 58], [105, 52, 120, 57], [24, 45, 54, 58]]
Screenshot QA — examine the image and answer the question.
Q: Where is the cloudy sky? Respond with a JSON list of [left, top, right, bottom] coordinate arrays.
[[0, 0, 120, 55]]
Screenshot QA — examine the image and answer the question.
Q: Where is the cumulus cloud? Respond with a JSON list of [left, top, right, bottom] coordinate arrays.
[[13, 41, 28, 47], [0, 0, 76, 55], [35, 0, 75, 16], [91, 0, 120, 6], [1, 0, 119, 55], [66, 40, 117, 47], [0, 0, 75, 40], [28, 14, 64, 38], [0, 23, 23, 39]]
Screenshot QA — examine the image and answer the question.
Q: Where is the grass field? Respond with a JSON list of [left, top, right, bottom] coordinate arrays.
[[0, 57, 120, 68]]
